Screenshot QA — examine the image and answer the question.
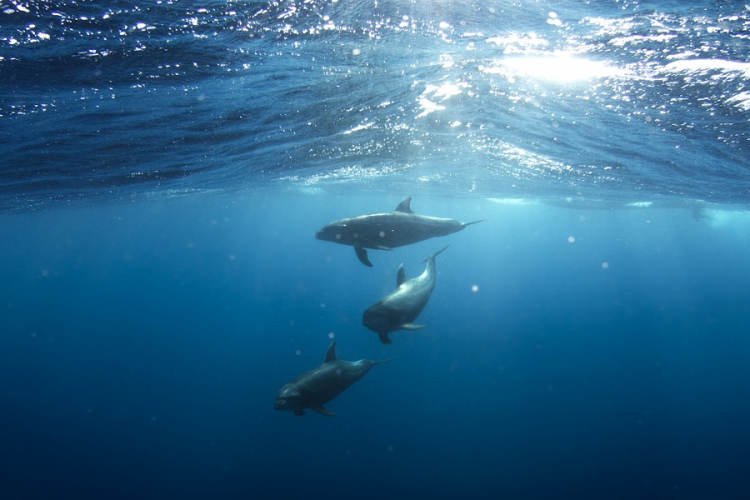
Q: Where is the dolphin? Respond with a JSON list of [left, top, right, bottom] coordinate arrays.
[[315, 197, 484, 267], [274, 341, 389, 416], [363, 245, 449, 344]]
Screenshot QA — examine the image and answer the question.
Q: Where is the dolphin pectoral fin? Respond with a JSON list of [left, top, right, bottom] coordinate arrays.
[[311, 405, 336, 417], [396, 264, 406, 287], [378, 332, 392, 344], [401, 323, 426, 330], [294, 409, 305, 416], [354, 246, 373, 267]]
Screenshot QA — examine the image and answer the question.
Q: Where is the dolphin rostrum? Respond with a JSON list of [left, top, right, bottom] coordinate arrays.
[[363, 245, 449, 344], [315, 197, 484, 267], [274, 341, 389, 416]]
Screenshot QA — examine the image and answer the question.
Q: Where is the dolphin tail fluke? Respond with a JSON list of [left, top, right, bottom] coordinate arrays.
[[378, 332, 392, 344], [311, 405, 336, 416], [463, 218, 488, 227], [355, 246, 373, 267], [423, 244, 450, 263], [372, 357, 396, 365]]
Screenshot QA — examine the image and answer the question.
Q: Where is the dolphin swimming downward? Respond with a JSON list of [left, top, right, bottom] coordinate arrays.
[[274, 341, 389, 416], [315, 197, 485, 267], [363, 245, 449, 344]]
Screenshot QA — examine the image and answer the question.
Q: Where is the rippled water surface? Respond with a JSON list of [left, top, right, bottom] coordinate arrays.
[[2, 0, 749, 210]]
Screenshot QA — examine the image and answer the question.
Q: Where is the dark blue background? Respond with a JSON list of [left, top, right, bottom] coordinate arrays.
[[2, 194, 749, 499]]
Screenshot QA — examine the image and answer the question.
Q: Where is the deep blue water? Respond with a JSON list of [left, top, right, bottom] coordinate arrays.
[[2, 1, 750, 499]]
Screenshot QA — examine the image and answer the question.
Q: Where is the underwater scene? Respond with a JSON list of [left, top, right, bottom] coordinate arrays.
[[2, 1, 750, 499]]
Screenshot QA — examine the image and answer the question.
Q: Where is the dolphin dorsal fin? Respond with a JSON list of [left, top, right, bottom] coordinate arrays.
[[324, 341, 337, 363], [394, 197, 413, 213], [396, 264, 406, 287]]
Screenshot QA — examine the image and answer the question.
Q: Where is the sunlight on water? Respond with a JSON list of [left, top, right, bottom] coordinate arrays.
[[1, 0, 749, 209], [664, 59, 750, 78], [726, 91, 750, 111], [416, 81, 466, 118], [480, 52, 626, 84]]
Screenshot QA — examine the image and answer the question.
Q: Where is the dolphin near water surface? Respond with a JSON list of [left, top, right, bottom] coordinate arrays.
[[315, 197, 484, 266], [274, 341, 389, 416]]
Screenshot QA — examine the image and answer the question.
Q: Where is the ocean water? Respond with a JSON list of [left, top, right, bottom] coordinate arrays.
[[2, 1, 750, 499]]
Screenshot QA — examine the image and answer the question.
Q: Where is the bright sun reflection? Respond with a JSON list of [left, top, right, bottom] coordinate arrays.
[[481, 52, 625, 84]]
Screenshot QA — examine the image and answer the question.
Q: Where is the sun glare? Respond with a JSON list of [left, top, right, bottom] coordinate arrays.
[[481, 52, 625, 84]]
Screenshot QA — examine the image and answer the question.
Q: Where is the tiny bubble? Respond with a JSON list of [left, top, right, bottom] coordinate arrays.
[[295, 349, 301, 356], [328, 332, 335, 339], [471, 285, 479, 292], [568, 236, 575, 243]]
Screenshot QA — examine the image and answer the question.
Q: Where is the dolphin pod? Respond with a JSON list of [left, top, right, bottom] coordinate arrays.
[[276, 198, 482, 416], [315, 196, 485, 267]]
